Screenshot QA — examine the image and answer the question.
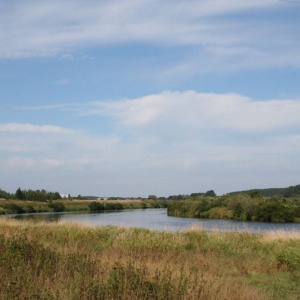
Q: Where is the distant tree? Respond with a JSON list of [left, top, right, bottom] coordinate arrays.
[[25, 189, 35, 200], [168, 194, 185, 200], [54, 192, 62, 200], [148, 195, 157, 200], [190, 192, 204, 198], [284, 189, 293, 198], [249, 190, 262, 199], [204, 190, 216, 197], [0, 188, 12, 199], [45, 192, 61, 200], [33, 190, 47, 202], [15, 188, 25, 200]]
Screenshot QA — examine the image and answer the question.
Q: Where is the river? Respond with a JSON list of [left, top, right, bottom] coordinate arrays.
[[11, 208, 300, 233]]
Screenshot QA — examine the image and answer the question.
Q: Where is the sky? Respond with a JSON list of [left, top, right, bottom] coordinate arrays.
[[1, 0, 300, 197]]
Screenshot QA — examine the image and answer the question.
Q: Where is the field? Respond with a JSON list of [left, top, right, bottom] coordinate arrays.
[[0, 218, 300, 299]]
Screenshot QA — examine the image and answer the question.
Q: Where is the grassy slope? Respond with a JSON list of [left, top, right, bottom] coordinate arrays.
[[0, 218, 299, 299]]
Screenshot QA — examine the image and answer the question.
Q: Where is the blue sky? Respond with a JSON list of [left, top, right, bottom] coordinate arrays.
[[1, 0, 300, 197]]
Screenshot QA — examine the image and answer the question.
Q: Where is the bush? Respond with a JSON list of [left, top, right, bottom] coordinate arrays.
[[48, 202, 65, 212], [25, 205, 36, 213], [88, 201, 104, 212], [1, 203, 25, 214], [103, 202, 123, 210]]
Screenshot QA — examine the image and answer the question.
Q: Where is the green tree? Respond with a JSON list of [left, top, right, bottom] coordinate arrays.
[[249, 190, 261, 199], [33, 190, 47, 202], [15, 188, 25, 200], [0, 188, 12, 199], [204, 190, 216, 197]]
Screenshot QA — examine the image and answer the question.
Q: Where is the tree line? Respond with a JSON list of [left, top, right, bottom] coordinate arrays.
[[0, 187, 61, 202], [229, 184, 300, 198]]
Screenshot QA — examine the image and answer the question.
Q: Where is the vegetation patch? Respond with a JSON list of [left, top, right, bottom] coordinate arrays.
[[168, 194, 300, 223], [0, 218, 299, 299], [0, 199, 167, 215]]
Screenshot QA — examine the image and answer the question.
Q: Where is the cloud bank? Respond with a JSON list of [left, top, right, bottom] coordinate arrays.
[[2, 91, 300, 196], [85, 91, 300, 132]]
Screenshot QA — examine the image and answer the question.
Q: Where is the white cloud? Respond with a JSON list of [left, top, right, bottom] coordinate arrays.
[[1, 0, 299, 72], [0, 123, 71, 133], [82, 91, 300, 133], [6, 157, 63, 169], [1, 91, 300, 196]]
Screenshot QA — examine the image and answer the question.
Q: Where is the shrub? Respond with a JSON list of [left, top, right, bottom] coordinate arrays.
[[48, 202, 65, 212], [104, 202, 124, 210], [25, 205, 36, 213], [88, 201, 104, 212], [1, 203, 25, 214]]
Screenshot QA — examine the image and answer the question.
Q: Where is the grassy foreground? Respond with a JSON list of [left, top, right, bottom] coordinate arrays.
[[0, 219, 300, 299]]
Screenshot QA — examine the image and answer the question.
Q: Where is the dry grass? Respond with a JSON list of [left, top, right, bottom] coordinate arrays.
[[0, 218, 299, 299], [95, 199, 144, 203], [262, 229, 300, 241]]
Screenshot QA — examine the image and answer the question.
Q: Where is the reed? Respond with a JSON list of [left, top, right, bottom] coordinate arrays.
[[0, 218, 299, 299]]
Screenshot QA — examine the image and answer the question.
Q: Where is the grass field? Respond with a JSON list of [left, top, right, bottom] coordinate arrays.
[[0, 218, 299, 299]]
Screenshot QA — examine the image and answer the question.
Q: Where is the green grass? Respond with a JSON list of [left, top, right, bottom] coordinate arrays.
[[0, 218, 299, 299]]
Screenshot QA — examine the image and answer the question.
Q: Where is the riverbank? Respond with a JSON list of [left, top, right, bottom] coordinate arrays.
[[0, 218, 299, 299], [0, 199, 167, 215], [167, 194, 300, 223]]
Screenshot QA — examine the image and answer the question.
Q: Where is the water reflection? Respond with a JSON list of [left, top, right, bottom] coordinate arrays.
[[13, 212, 63, 223], [9, 208, 300, 233]]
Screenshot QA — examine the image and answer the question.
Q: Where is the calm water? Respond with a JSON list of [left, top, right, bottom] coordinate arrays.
[[11, 208, 300, 233]]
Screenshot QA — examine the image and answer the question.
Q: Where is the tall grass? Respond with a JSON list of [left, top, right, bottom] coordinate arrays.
[[0, 218, 299, 299]]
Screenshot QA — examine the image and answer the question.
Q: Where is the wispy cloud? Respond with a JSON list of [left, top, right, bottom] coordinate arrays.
[[0, 123, 72, 133], [1, 0, 298, 72], [56, 78, 71, 85], [12, 90, 300, 133]]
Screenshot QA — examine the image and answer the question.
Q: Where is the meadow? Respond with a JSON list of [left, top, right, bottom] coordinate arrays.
[[0, 218, 299, 299]]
